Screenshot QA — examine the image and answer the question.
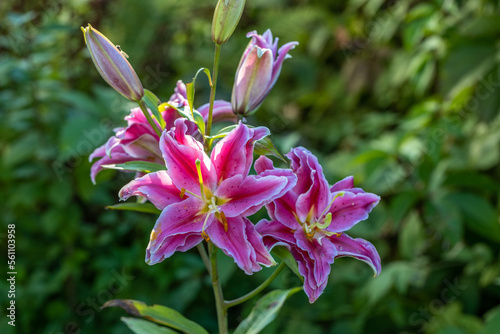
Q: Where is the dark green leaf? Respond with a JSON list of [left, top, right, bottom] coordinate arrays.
[[272, 246, 303, 283], [103, 299, 208, 334], [121, 317, 179, 334], [448, 193, 500, 243], [233, 288, 302, 334]]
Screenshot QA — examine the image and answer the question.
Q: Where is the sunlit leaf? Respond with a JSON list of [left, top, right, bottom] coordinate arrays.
[[106, 203, 161, 215], [142, 89, 165, 129], [102, 161, 166, 173]]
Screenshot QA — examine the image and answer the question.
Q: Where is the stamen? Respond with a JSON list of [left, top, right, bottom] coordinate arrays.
[[220, 211, 228, 232], [319, 191, 345, 220], [195, 159, 205, 200], [201, 231, 210, 241], [179, 187, 202, 200], [316, 212, 332, 230]]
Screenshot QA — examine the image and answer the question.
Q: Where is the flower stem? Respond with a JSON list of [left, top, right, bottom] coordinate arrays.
[[137, 100, 162, 137], [209, 241, 228, 334], [197, 243, 211, 276], [224, 262, 286, 308], [206, 43, 222, 138]]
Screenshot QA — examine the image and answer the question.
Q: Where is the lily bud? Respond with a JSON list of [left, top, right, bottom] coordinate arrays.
[[81, 24, 144, 102], [212, 0, 246, 45], [232, 30, 298, 116]]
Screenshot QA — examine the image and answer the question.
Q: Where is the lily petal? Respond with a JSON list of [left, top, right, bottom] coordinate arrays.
[[147, 197, 208, 256], [326, 191, 380, 233], [216, 174, 290, 217], [294, 231, 337, 290], [211, 123, 269, 183], [119, 171, 182, 210], [198, 100, 238, 124], [160, 119, 217, 195], [206, 216, 267, 274], [329, 233, 382, 276], [146, 232, 203, 265], [287, 147, 330, 222]]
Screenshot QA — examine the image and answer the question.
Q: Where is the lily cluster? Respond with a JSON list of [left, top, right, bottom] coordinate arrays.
[[84, 23, 381, 303]]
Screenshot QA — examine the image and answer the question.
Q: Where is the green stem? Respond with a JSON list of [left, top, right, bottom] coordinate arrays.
[[137, 100, 162, 137], [224, 262, 286, 308], [206, 43, 222, 138], [209, 242, 228, 334], [197, 243, 211, 275]]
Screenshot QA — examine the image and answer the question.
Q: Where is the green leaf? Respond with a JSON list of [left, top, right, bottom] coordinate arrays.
[[102, 161, 166, 173], [233, 288, 302, 334], [142, 89, 165, 129], [271, 246, 303, 283], [103, 299, 208, 334], [184, 68, 212, 136], [121, 317, 179, 334], [106, 203, 161, 215], [254, 136, 287, 163], [447, 193, 500, 243]]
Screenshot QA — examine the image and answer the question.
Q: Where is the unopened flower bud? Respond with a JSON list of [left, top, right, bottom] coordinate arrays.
[[81, 24, 144, 102], [232, 30, 298, 116], [212, 0, 246, 45]]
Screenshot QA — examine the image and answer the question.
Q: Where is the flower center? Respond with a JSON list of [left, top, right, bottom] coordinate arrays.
[[298, 191, 345, 242], [187, 159, 228, 241]]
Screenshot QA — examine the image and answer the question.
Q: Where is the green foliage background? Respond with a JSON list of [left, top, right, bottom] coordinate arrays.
[[1, 0, 500, 333]]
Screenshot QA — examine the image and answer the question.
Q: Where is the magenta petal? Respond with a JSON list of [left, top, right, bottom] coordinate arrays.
[[288, 147, 330, 222], [147, 197, 208, 256], [216, 174, 289, 217], [198, 100, 238, 124], [294, 231, 337, 289], [329, 233, 381, 276], [206, 216, 265, 274], [244, 218, 276, 268], [119, 171, 182, 210], [160, 119, 217, 195], [211, 123, 269, 182], [326, 191, 380, 233], [121, 134, 163, 159], [270, 41, 299, 87], [146, 233, 203, 265], [89, 147, 144, 184], [256, 219, 297, 250]]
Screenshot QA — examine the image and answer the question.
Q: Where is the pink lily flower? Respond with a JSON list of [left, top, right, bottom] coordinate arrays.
[[232, 29, 298, 116], [255, 147, 381, 302], [119, 119, 297, 274], [89, 81, 236, 183]]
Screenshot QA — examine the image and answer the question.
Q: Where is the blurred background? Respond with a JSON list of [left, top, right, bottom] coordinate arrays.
[[1, 0, 500, 333]]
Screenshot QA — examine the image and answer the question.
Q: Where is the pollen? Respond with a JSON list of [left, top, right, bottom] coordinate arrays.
[[180, 188, 186, 198], [201, 231, 210, 241]]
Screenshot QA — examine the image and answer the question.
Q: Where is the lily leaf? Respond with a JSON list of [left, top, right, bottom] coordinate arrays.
[[121, 317, 178, 334], [142, 89, 165, 129], [103, 299, 208, 334], [272, 246, 303, 282], [254, 136, 287, 163], [233, 288, 302, 334], [106, 203, 161, 215], [102, 161, 166, 173], [184, 68, 211, 136]]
